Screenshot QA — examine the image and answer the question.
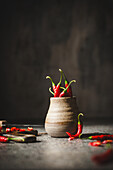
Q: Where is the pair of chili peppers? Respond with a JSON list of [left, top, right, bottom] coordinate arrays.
[[46, 69, 76, 97], [89, 140, 113, 147], [66, 113, 84, 141]]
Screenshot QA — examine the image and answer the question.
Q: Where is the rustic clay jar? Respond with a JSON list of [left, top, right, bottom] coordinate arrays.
[[45, 96, 79, 137]]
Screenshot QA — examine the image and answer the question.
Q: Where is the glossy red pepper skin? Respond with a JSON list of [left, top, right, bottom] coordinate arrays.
[[92, 149, 113, 165], [102, 140, 113, 144], [88, 135, 113, 140], [0, 136, 9, 142], [59, 80, 76, 97], [59, 69, 72, 97], [88, 141, 102, 147], [66, 113, 83, 140], [46, 76, 56, 93]]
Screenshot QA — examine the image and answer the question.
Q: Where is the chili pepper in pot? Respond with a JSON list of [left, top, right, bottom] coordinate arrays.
[[46, 71, 62, 97], [54, 71, 62, 97], [46, 76, 56, 93], [59, 69, 74, 97], [59, 80, 76, 97], [66, 113, 84, 140]]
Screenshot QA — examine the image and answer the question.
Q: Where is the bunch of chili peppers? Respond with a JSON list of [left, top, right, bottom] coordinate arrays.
[[0, 126, 34, 143], [46, 69, 76, 97]]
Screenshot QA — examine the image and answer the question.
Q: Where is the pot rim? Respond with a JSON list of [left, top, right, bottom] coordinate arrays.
[[50, 96, 76, 100]]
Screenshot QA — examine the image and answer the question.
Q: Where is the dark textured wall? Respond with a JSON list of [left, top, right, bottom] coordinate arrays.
[[0, 0, 113, 124]]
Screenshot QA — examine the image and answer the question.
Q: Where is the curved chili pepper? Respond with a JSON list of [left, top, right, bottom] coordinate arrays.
[[0, 136, 9, 142], [102, 140, 113, 144], [88, 135, 113, 140], [49, 87, 54, 96], [66, 113, 84, 140], [59, 69, 76, 97], [88, 141, 102, 147], [59, 80, 76, 97], [46, 76, 56, 93], [92, 148, 113, 165], [46, 72, 62, 97], [54, 71, 62, 97]]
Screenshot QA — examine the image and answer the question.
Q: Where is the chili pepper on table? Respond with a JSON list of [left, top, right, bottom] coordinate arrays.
[[0, 136, 9, 142], [102, 140, 113, 144], [66, 113, 84, 140], [91, 148, 113, 165], [59, 69, 75, 97], [59, 80, 76, 97], [88, 141, 102, 147], [88, 135, 113, 140]]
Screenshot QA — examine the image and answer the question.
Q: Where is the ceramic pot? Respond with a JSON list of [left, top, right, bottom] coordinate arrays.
[[45, 96, 79, 137]]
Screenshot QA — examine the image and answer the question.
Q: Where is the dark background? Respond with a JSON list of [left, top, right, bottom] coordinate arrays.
[[0, 0, 113, 124]]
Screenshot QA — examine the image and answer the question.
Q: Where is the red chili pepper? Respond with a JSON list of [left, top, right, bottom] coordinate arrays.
[[59, 80, 76, 97], [46, 72, 62, 97], [102, 140, 113, 144], [11, 127, 17, 132], [88, 135, 113, 140], [59, 69, 76, 97], [66, 113, 84, 140], [92, 148, 113, 165], [19, 129, 25, 132], [88, 141, 102, 147], [0, 136, 9, 142], [27, 127, 33, 131], [54, 71, 62, 97], [6, 128, 11, 133], [46, 76, 56, 93]]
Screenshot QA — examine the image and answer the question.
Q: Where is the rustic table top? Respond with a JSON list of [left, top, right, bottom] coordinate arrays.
[[0, 124, 113, 170]]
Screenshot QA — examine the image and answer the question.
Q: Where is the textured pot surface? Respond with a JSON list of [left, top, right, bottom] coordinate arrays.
[[45, 96, 79, 137]]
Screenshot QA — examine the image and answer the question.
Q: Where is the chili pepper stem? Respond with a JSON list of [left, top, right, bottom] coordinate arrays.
[[59, 69, 68, 84], [63, 80, 76, 93], [49, 87, 54, 96], [78, 113, 84, 124], [46, 76, 56, 87]]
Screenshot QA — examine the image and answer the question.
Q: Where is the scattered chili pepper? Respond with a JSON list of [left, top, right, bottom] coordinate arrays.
[[0, 136, 9, 142], [66, 113, 84, 141], [27, 127, 33, 131], [88, 135, 113, 140], [19, 129, 25, 132], [11, 127, 17, 132], [59, 69, 74, 97], [6, 128, 11, 133], [88, 141, 102, 147], [59, 80, 76, 97], [102, 140, 113, 144], [92, 148, 113, 165]]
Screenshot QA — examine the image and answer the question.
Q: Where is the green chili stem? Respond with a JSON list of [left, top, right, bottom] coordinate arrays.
[[46, 76, 55, 86], [59, 69, 68, 84], [58, 69, 62, 85], [63, 79, 76, 93], [78, 113, 84, 124], [49, 87, 54, 95]]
